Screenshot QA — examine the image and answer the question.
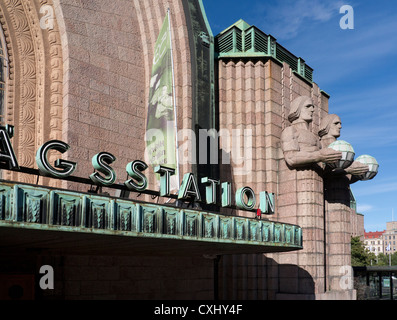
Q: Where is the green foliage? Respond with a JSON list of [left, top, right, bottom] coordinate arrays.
[[351, 236, 376, 266], [351, 236, 397, 266], [374, 252, 397, 266]]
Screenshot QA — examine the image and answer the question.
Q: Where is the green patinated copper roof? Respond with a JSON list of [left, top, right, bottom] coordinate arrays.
[[215, 19, 314, 83], [0, 181, 303, 256]]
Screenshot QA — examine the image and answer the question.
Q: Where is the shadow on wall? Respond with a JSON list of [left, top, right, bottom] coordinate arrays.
[[0, 250, 315, 300], [218, 255, 315, 300]]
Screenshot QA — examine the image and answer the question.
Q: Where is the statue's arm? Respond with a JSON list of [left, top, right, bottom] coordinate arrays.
[[281, 127, 341, 168], [283, 150, 323, 168]]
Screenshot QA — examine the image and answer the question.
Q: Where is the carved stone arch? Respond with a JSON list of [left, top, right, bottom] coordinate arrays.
[[0, 0, 63, 187]]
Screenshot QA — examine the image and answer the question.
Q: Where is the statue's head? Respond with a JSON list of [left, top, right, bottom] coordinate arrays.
[[288, 96, 314, 123], [319, 114, 342, 139]]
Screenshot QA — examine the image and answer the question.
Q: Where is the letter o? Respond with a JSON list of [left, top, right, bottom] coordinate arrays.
[[235, 187, 256, 210]]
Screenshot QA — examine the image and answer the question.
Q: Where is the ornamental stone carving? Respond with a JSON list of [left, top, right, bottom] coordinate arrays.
[[0, 0, 63, 186]]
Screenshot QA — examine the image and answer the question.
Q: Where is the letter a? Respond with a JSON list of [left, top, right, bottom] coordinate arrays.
[[39, 265, 54, 290], [0, 125, 19, 170], [340, 5, 354, 30], [178, 173, 201, 202]]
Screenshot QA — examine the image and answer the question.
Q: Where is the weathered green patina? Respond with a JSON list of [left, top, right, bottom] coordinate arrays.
[[215, 19, 314, 83], [0, 181, 302, 256]]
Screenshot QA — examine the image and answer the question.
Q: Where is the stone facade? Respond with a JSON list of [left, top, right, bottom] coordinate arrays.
[[217, 57, 335, 299], [0, 0, 369, 300]]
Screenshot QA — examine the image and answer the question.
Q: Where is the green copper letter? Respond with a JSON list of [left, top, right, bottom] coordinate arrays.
[[260, 191, 275, 215], [235, 187, 256, 211], [178, 173, 201, 201], [90, 152, 117, 186], [36, 140, 76, 178], [221, 182, 231, 208], [201, 177, 219, 205], [154, 166, 175, 196], [0, 125, 19, 170], [125, 160, 148, 192]]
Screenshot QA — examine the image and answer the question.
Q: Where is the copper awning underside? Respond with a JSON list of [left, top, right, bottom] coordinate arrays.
[[0, 181, 302, 256]]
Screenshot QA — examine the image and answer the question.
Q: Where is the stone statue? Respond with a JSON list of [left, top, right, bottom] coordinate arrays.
[[318, 113, 368, 292], [318, 114, 368, 179], [279, 96, 343, 294], [281, 96, 342, 168]]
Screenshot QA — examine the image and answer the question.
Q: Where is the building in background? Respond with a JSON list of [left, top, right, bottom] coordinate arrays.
[[383, 222, 397, 255], [364, 231, 385, 256]]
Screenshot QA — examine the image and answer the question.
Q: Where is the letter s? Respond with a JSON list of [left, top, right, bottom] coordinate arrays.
[[90, 152, 117, 186], [125, 160, 148, 192]]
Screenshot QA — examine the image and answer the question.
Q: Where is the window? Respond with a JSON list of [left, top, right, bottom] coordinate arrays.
[[0, 26, 6, 125]]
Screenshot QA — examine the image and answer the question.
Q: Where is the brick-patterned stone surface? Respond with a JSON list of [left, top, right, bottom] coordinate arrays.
[[54, 0, 192, 197], [217, 55, 357, 299]]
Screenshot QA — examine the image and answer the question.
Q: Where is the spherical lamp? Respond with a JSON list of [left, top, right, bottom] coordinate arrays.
[[327, 140, 355, 169], [354, 155, 379, 181]]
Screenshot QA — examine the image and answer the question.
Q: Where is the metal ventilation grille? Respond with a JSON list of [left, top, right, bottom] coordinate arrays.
[[216, 30, 234, 53], [215, 21, 314, 83], [244, 31, 252, 51], [254, 29, 268, 53], [276, 45, 298, 72], [305, 66, 313, 82], [235, 31, 242, 52]]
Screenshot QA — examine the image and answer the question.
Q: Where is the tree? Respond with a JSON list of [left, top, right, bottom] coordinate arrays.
[[376, 253, 389, 266], [351, 236, 375, 266], [375, 252, 397, 266]]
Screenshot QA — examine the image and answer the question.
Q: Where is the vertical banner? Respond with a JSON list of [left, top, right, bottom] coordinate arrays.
[[146, 11, 179, 192]]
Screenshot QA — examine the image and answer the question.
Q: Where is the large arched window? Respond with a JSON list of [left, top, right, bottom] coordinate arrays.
[[0, 26, 6, 125]]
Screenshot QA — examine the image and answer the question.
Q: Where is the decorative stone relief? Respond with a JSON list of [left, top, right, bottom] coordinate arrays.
[[0, 0, 63, 186]]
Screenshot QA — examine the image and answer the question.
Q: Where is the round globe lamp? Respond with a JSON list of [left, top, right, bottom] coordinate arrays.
[[327, 140, 355, 169], [355, 155, 379, 181]]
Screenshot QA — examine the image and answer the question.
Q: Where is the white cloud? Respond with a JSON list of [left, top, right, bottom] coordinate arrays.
[[253, 0, 345, 39], [354, 181, 397, 197], [357, 204, 374, 213]]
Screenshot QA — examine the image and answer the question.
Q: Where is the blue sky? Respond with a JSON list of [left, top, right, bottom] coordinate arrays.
[[202, 0, 397, 232]]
